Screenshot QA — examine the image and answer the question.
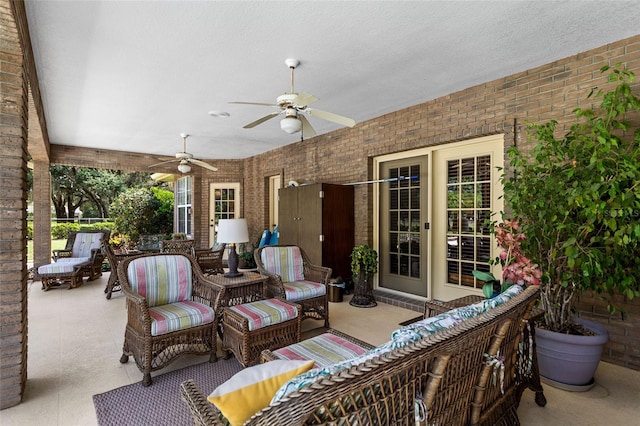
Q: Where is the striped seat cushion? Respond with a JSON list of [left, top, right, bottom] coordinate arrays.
[[283, 280, 326, 302], [126, 255, 193, 307], [72, 232, 104, 257], [227, 298, 298, 331], [259, 246, 304, 283], [38, 257, 90, 275], [148, 300, 215, 336], [270, 332, 369, 368]]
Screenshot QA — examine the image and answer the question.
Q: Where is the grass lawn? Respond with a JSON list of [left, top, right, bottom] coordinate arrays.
[[27, 239, 67, 262]]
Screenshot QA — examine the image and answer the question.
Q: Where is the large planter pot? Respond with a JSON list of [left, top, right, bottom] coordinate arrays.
[[535, 317, 609, 390], [349, 271, 377, 308]]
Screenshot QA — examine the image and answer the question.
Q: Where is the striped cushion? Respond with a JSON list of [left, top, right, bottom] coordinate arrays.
[[38, 257, 90, 275], [148, 300, 215, 336], [127, 255, 193, 307], [227, 298, 298, 331], [283, 280, 326, 302], [271, 332, 369, 368], [72, 232, 104, 258], [260, 246, 304, 283]]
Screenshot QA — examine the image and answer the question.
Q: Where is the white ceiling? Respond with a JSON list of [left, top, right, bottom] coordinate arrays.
[[25, 1, 640, 162]]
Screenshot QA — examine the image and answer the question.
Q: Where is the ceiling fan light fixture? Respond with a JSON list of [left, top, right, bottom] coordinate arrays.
[[280, 117, 302, 134], [177, 162, 191, 173]]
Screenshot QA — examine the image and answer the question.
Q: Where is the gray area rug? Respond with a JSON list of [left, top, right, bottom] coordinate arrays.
[[93, 357, 242, 426]]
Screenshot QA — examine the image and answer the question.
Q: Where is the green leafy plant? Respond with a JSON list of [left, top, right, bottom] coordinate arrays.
[[350, 244, 378, 278], [502, 64, 640, 333], [238, 237, 260, 269]]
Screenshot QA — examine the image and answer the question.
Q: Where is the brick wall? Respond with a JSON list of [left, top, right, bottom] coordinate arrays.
[[238, 35, 640, 370], [0, 0, 29, 408]]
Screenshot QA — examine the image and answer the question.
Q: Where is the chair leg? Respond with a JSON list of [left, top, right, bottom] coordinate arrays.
[[142, 373, 152, 387]]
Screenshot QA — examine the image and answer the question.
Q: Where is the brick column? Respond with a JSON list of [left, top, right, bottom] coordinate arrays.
[[0, 0, 29, 409], [31, 161, 51, 267]]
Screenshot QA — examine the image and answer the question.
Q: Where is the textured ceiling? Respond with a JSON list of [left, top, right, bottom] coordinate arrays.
[[24, 1, 640, 164]]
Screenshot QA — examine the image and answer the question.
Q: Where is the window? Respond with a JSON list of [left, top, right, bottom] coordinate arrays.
[[446, 155, 492, 289], [176, 176, 192, 237]]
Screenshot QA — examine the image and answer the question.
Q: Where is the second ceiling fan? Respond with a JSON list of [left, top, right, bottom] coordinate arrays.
[[230, 59, 355, 137]]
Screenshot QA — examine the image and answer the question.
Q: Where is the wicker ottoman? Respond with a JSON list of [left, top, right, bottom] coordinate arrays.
[[222, 298, 302, 367], [261, 328, 375, 367]]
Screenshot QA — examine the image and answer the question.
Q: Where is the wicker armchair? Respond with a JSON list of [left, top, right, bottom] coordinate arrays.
[[255, 245, 331, 328], [195, 243, 226, 275], [137, 233, 165, 252], [161, 238, 196, 256], [38, 229, 109, 290], [118, 253, 225, 386]]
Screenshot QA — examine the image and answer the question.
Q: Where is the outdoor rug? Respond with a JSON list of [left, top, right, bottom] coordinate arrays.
[[93, 357, 242, 426]]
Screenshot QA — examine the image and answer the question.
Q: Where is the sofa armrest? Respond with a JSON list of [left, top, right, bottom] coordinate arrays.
[[180, 380, 226, 426]]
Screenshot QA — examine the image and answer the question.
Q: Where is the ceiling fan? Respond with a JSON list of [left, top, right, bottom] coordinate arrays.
[[230, 59, 356, 137], [150, 133, 218, 173]]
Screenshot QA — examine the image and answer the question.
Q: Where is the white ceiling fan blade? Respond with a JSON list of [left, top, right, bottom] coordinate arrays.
[[229, 101, 279, 108], [299, 115, 316, 137], [189, 159, 218, 172], [149, 159, 180, 168], [291, 92, 318, 107], [307, 108, 356, 128], [243, 111, 281, 128]]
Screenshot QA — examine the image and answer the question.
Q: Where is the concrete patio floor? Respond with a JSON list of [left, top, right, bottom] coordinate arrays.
[[1, 272, 638, 425]]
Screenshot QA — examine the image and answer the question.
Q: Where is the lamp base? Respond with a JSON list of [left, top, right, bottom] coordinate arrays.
[[225, 245, 243, 279]]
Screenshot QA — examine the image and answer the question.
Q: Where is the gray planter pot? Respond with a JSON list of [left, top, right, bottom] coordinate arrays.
[[536, 317, 609, 389]]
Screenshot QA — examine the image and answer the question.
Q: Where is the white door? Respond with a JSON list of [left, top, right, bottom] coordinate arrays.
[[374, 135, 504, 302], [209, 183, 241, 247]]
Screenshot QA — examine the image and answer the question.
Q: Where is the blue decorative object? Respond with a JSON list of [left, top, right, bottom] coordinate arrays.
[[258, 230, 271, 247]]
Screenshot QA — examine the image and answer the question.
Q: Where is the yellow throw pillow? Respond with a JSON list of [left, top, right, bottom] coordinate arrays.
[[208, 359, 314, 426]]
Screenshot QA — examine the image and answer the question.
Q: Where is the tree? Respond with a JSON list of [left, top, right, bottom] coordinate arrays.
[[502, 65, 640, 332], [49, 166, 161, 220], [109, 187, 174, 243]]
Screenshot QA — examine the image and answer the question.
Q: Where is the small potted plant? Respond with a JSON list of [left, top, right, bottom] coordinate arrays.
[[473, 219, 541, 298], [238, 238, 259, 269], [349, 244, 378, 307]]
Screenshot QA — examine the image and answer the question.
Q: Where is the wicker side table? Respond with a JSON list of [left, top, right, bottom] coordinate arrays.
[[424, 294, 547, 407]]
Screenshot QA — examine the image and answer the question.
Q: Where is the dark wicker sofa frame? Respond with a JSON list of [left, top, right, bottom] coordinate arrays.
[[181, 285, 539, 425]]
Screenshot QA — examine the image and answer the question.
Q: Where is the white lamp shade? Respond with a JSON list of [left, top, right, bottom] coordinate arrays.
[[177, 162, 191, 173], [280, 117, 302, 134], [216, 218, 249, 244]]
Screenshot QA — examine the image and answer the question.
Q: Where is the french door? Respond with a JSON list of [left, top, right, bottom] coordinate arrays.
[[376, 135, 504, 301], [379, 157, 429, 297], [209, 183, 240, 247]]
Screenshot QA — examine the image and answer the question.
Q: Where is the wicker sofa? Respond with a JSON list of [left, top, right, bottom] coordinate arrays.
[[181, 285, 539, 425]]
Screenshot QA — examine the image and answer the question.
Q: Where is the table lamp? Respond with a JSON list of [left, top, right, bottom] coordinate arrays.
[[216, 218, 249, 278]]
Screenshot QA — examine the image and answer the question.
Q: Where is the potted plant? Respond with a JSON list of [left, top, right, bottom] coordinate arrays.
[[238, 238, 259, 269], [349, 244, 378, 307], [500, 64, 640, 387], [473, 219, 541, 299]]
